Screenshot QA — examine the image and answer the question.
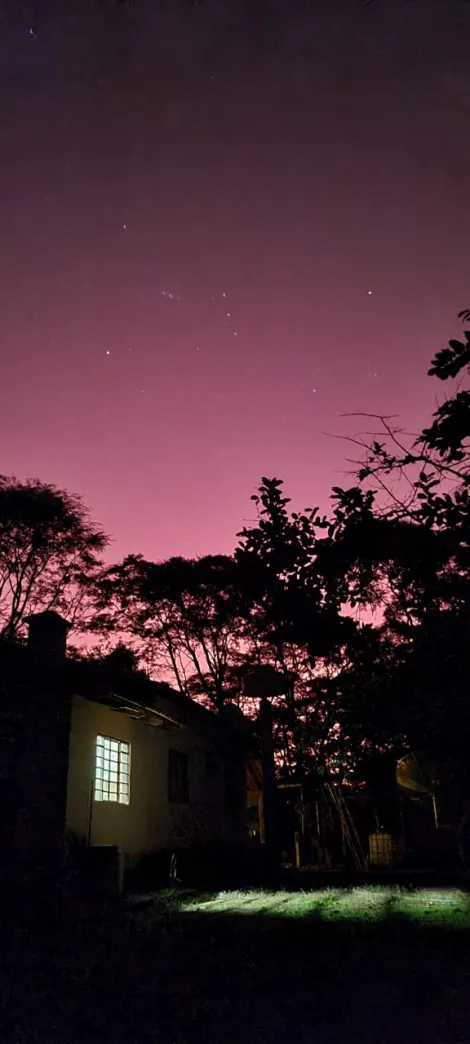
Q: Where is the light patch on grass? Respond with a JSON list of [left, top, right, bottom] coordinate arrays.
[[182, 886, 470, 928], [318, 887, 396, 922], [395, 888, 470, 927]]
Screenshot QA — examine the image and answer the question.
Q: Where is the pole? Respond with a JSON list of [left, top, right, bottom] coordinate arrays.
[[259, 696, 280, 886], [87, 778, 94, 847], [315, 801, 321, 837], [294, 831, 301, 870]]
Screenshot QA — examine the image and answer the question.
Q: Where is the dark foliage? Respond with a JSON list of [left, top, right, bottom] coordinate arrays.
[[0, 475, 108, 639]]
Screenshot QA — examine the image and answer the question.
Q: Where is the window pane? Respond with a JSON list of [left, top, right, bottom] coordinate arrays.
[[95, 735, 131, 803]]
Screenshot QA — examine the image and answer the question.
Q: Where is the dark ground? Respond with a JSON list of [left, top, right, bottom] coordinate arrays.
[[1, 890, 470, 1044]]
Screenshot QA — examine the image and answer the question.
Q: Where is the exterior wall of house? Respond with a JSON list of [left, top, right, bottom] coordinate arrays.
[[66, 695, 241, 867]]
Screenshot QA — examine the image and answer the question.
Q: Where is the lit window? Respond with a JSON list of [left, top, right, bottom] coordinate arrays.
[[94, 735, 130, 804]]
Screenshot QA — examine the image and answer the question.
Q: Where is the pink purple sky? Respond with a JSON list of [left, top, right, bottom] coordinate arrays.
[[1, 0, 470, 563]]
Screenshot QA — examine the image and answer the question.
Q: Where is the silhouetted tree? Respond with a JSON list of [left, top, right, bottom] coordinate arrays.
[[92, 553, 247, 710], [0, 475, 108, 639], [235, 477, 363, 777], [312, 311, 470, 789], [100, 642, 143, 675], [92, 480, 364, 775]]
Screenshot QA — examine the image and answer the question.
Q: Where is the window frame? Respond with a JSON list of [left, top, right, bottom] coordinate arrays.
[[94, 734, 131, 805]]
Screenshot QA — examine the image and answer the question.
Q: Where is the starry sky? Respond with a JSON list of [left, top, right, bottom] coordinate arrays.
[[1, 0, 470, 563]]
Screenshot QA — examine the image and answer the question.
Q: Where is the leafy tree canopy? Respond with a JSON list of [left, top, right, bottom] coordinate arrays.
[[0, 475, 108, 639]]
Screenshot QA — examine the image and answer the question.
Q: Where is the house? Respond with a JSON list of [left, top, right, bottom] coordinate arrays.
[[0, 611, 263, 894]]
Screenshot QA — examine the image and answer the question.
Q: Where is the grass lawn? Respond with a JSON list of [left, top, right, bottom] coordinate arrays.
[[183, 884, 470, 926], [2, 886, 470, 1043]]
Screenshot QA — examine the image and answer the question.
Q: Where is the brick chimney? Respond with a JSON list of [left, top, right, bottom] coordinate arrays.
[[26, 611, 71, 664], [13, 611, 73, 892]]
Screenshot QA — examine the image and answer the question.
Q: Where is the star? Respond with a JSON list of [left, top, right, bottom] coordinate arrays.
[[105, 350, 111, 356]]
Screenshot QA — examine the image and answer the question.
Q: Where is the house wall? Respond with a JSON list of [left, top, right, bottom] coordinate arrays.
[[66, 695, 240, 867]]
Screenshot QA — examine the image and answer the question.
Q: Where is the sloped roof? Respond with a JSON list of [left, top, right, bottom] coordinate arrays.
[[64, 656, 225, 733], [0, 637, 257, 747]]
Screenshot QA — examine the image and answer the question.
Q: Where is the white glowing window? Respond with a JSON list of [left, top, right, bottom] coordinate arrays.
[[94, 735, 130, 804]]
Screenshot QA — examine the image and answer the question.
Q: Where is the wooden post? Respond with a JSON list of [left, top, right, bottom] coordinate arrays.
[[259, 696, 280, 887], [88, 778, 94, 846], [294, 831, 301, 870]]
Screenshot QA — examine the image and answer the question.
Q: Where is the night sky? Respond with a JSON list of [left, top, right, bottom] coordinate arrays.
[[2, 0, 470, 562]]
